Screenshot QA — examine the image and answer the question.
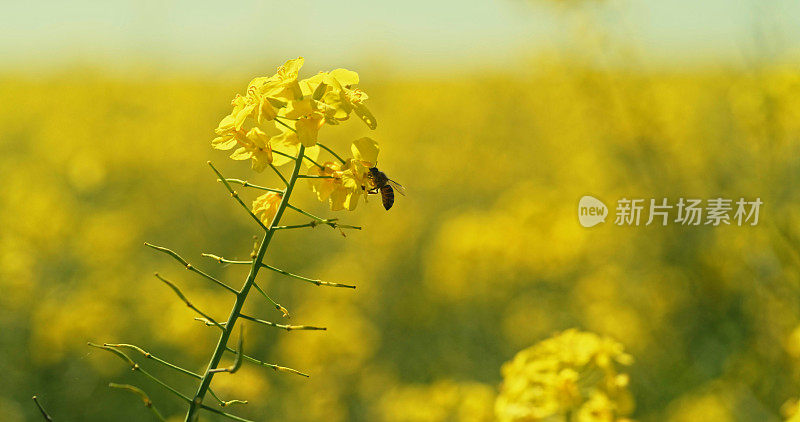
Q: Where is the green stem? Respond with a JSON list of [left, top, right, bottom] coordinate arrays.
[[200, 254, 354, 289], [222, 178, 284, 193], [273, 115, 346, 165], [296, 175, 334, 179], [200, 254, 251, 265], [317, 142, 348, 165], [252, 281, 289, 317], [223, 347, 309, 377], [286, 204, 358, 228], [108, 384, 166, 422], [209, 326, 244, 374], [145, 243, 238, 294], [207, 163, 272, 232], [196, 315, 325, 332], [268, 162, 289, 186], [32, 396, 52, 422], [273, 115, 296, 132], [104, 343, 200, 378], [104, 343, 233, 407], [238, 314, 326, 331], [155, 273, 226, 331], [272, 223, 319, 230], [184, 147, 307, 421], [272, 149, 324, 169], [261, 263, 356, 289], [273, 219, 361, 231]]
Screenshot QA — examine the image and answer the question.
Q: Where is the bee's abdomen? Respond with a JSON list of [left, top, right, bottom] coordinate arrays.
[[380, 185, 394, 210]]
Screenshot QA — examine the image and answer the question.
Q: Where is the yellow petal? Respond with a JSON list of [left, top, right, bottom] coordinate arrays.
[[311, 178, 336, 202], [234, 103, 255, 130], [229, 147, 251, 160], [246, 127, 265, 145], [317, 87, 351, 121], [284, 98, 317, 119], [329, 68, 359, 87], [351, 137, 379, 166], [312, 81, 328, 100], [251, 154, 271, 172], [324, 72, 344, 91], [266, 97, 287, 109], [270, 135, 299, 167], [278, 57, 304, 80], [212, 135, 238, 150], [257, 99, 278, 123], [299, 73, 326, 97], [353, 103, 377, 129], [329, 187, 347, 211], [295, 115, 323, 147], [216, 114, 236, 133], [303, 145, 321, 168], [266, 81, 303, 102], [344, 190, 360, 211]]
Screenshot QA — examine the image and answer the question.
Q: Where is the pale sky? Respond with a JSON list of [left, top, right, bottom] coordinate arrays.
[[1, 0, 799, 75]]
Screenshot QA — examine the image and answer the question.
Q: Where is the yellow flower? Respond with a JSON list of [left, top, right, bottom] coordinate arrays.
[[248, 57, 304, 100], [214, 59, 377, 174], [309, 161, 341, 202], [252, 192, 283, 226], [242, 58, 305, 123], [280, 98, 326, 147], [217, 57, 305, 137], [227, 127, 275, 172], [211, 115, 247, 150], [298, 68, 377, 129], [244, 80, 279, 124], [329, 76, 376, 129], [332, 166, 365, 211], [229, 93, 257, 131], [495, 329, 634, 422], [308, 161, 363, 211], [306, 138, 378, 211], [215, 116, 311, 171], [263, 57, 304, 101]]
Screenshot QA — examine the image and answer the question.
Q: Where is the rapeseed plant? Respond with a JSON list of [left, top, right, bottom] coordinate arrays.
[[496, 329, 634, 422], [89, 57, 384, 421]]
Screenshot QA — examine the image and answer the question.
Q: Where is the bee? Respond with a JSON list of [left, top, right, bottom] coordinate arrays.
[[366, 167, 406, 210]]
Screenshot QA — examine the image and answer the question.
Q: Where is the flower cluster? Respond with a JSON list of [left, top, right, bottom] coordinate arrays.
[[495, 329, 634, 422], [308, 137, 380, 211], [212, 57, 384, 215]]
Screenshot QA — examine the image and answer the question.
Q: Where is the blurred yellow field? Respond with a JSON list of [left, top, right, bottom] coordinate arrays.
[[4, 1, 800, 420], [2, 57, 800, 421]]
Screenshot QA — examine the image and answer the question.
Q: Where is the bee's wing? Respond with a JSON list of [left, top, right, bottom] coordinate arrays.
[[388, 180, 406, 196]]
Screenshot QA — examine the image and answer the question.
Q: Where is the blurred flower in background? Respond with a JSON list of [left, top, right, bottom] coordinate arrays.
[[496, 329, 634, 421]]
